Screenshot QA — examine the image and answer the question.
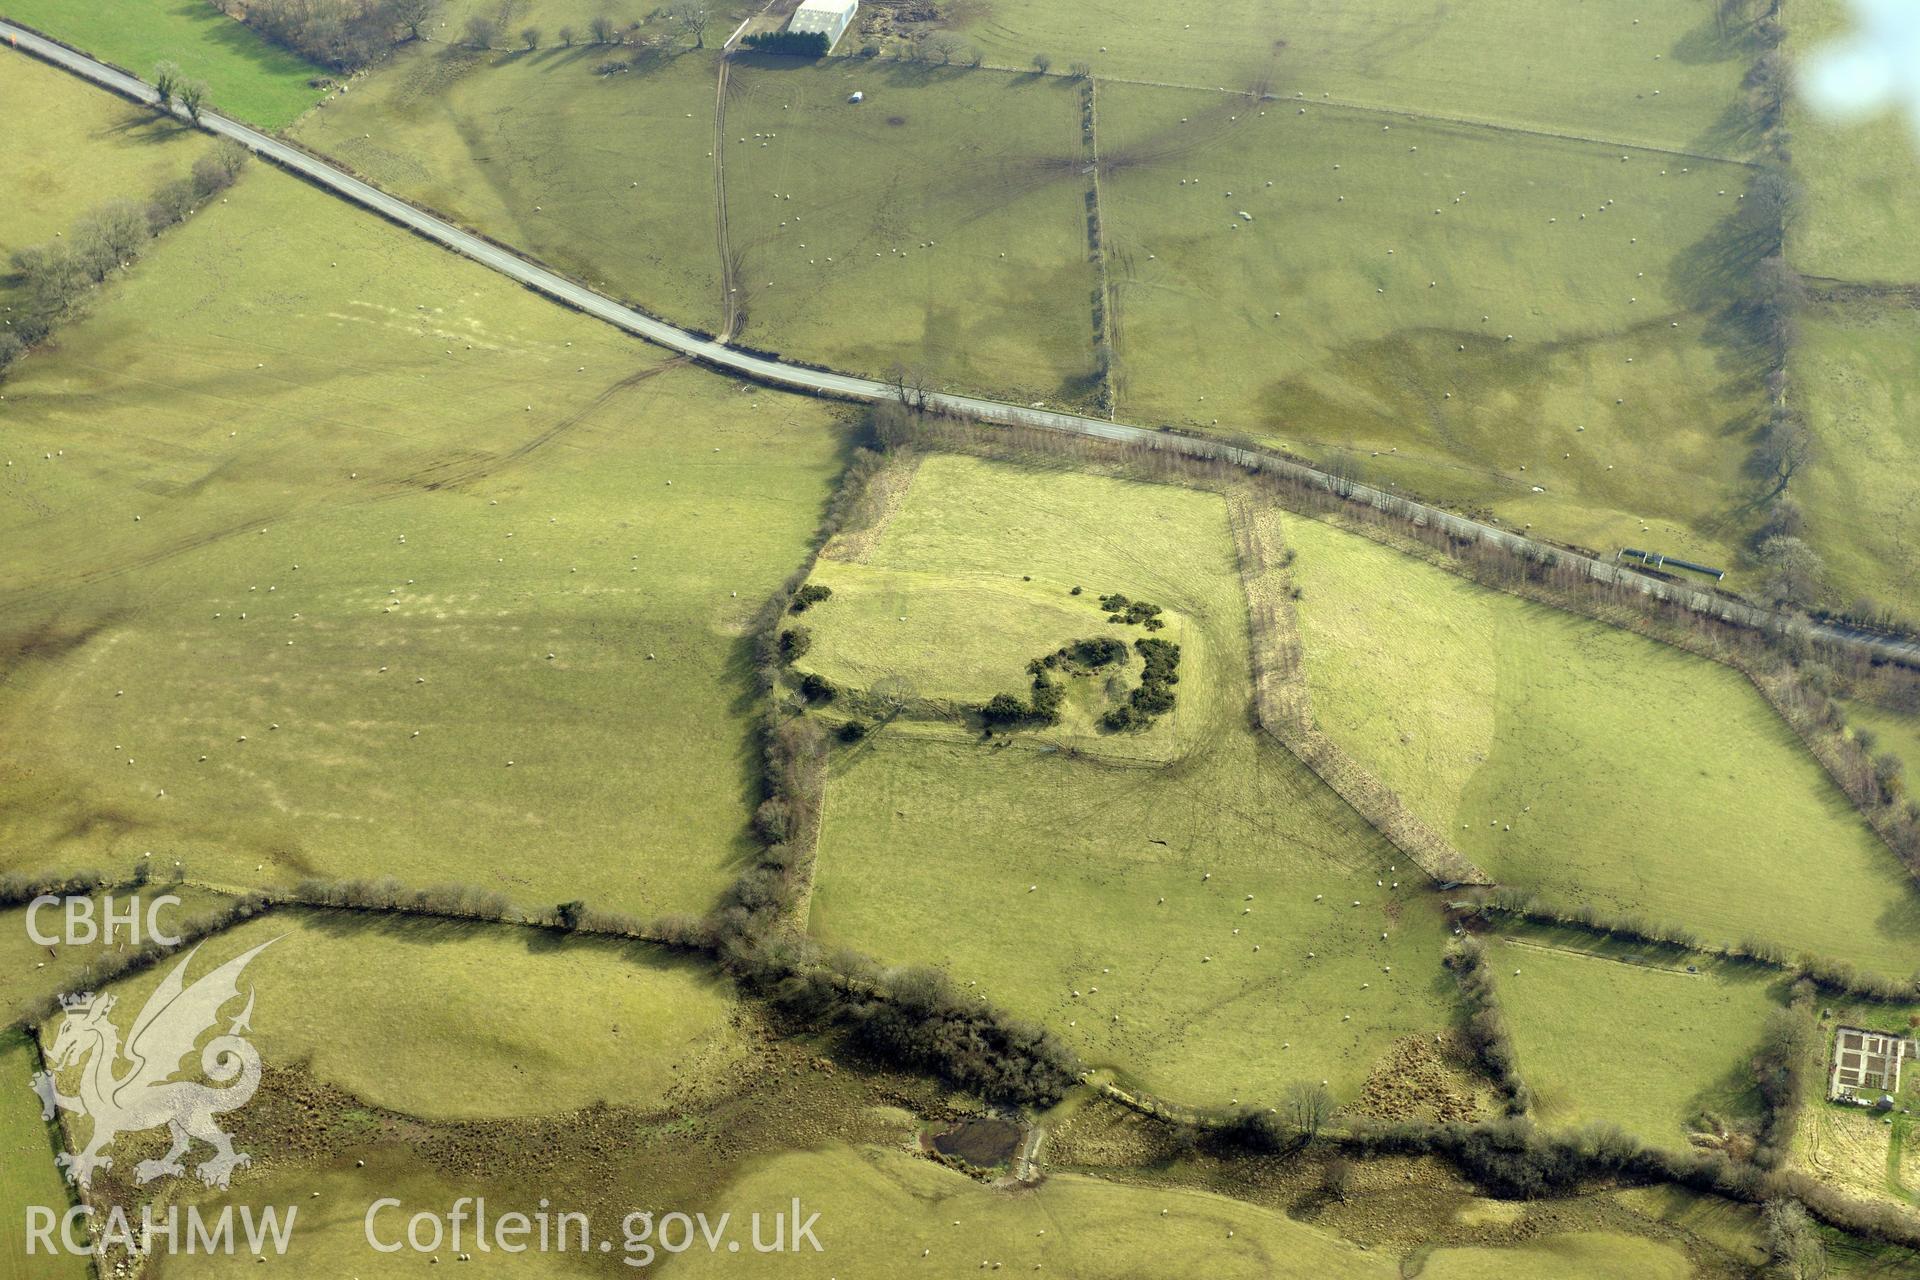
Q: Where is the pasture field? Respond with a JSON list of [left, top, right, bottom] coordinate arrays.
[[1281, 513, 1920, 975], [1416, 1231, 1693, 1280], [56, 912, 752, 1120], [1485, 927, 1781, 1147], [0, 52, 210, 294], [0, 153, 844, 918], [0, 886, 229, 1021], [1790, 301, 1920, 617], [809, 457, 1461, 1106], [291, 41, 726, 335], [939, 0, 1755, 156], [1097, 82, 1766, 571], [799, 560, 1209, 757], [2, 0, 325, 128], [0, 1031, 89, 1280], [1785, 0, 1920, 282], [801, 455, 1223, 760], [671, 1143, 1397, 1279], [721, 58, 1097, 404]]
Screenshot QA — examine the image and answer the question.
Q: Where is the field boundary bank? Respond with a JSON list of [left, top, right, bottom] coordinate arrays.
[[1228, 497, 1492, 888], [1082, 76, 1115, 417], [6, 17, 1919, 679], [959, 62, 1757, 167]]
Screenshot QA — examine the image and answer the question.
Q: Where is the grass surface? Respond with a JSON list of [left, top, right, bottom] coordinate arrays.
[[722, 58, 1097, 403], [0, 1031, 89, 1280], [1418, 1230, 1692, 1280], [3, 0, 326, 128], [1099, 81, 1767, 572], [1283, 514, 1920, 975], [291, 41, 726, 334], [0, 886, 228, 1021], [1791, 301, 1920, 617], [670, 1143, 1398, 1279], [943, 0, 1755, 156], [0, 151, 843, 919], [54, 912, 751, 1120], [810, 457, 1459, 1106], [0, 51, 210, 296], [1786, 0, 1920, 283], [1487, 926, 1781, 1147]]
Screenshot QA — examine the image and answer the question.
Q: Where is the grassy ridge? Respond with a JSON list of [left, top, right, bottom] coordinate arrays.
[[669, 1143, 1398, 1279], [1283, 513, 1920, 975], [2, 0, 326, 128], [55, 912, 750, 1120], [0, 156, 843, 919]]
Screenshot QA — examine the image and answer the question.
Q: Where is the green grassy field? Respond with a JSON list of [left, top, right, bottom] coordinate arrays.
[[941, 0, 1754, 156], [0, 148, 844, 919], [2, 0, 326, 128], [1486, 927, 1781, 1147], [1791, 301, 1920, 617], [0, 1031, 89, 1280], [0, 52, 211, 295], [1417, 1231, 1692, 1280], [672, 1143, 1398, 1279], [0, 887, 229, 1022], [1099, 81, 1766, 572], [809, 457, 1459, 1106], [291, 40, 726, 334], [800, 562, 1210, 756], [54, 912, 751, 1120], [1282, 514, 1920, 975], [721, 58, 1097, 403], [1786, 0, 1920, 282]]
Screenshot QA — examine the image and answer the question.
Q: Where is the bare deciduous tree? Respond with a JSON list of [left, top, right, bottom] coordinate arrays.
[[392, 0, 439, 40], [1759, 535, 1825, 608], [668, 0, 711, 48], [520, 26, 541, 49]]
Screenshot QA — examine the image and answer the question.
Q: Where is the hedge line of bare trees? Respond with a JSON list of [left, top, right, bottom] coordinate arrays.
[[1443, 936, 1530, 1114], [1751, 980, 1816, 1170], [2, 141, 249, 379], [1730, 2, 1826, 610], [207, 0, 439, 70], [708, 408, 1081, 1104], [1466, 890, 1920, 1002], [10, 893, 271, 1030]]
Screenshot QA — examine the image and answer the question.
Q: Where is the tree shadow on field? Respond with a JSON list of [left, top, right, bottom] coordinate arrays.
[[1666, 200, 1782, 371], [1668, 14, 1755, 68], [98, 115, 199, 147], [166, 0, 328, 77], [1692, 97, 1769, 160]]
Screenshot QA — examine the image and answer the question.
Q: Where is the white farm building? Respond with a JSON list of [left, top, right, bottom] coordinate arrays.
[[788, 0, 858, 51]]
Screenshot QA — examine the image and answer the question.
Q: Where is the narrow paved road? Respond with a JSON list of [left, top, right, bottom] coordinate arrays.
[[6, 18, 1918, 665]]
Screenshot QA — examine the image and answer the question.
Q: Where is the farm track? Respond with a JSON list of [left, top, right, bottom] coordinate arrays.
[[712, 47, 743, 340], [6, 20, 1919, 671]]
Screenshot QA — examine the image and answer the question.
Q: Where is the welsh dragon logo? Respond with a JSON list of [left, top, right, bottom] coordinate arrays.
[[32, 939, 276, 1191]]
